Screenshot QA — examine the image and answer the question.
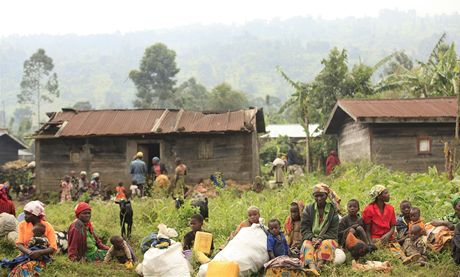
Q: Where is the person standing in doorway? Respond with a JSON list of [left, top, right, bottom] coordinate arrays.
[[130, 152, 147, 197]]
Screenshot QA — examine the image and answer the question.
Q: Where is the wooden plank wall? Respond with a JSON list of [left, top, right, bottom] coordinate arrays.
[[370, 123, 454, 172], [338, 120, 371, 162], [0, 137, 20, 165], [36, 132, 258, 192]]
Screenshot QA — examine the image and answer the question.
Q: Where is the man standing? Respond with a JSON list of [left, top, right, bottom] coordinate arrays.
[[130, 152, 147, 197]]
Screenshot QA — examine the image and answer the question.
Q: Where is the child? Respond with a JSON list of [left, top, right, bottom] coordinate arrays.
[[104, 235, 135, 268], [115, 182, 126, 202], [183, 214, 214, 255], [284, 201, 304, 257], [338, 199, 371, 246], [130, 180, 140, 198], [267, 219, 289, 260], [29, 223, 50, 250], [402, 225, 427, 266], [396, 200, 412, 244], [229, 206, 261, 240], [60, 175, 73, 203], [408, 207, 425, 234]]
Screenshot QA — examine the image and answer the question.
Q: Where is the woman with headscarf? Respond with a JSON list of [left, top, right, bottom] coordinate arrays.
[[9, 201, 57, 276], [300, 183, 339, 275], [67, 202, 109, 262], [425, 195, 460, 252], [0, 184, 15, 215]]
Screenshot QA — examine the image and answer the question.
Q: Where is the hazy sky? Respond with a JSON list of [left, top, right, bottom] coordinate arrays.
[[1, 0, 459, 36]]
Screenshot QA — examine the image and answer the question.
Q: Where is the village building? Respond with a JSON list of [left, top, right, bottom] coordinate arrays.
[[0, 129, 28, 165], [33, 108, 265, 192], [324, 97, 456, 172]]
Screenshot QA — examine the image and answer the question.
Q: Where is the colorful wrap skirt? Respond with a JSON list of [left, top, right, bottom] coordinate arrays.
[[300, 239, 338, 266]]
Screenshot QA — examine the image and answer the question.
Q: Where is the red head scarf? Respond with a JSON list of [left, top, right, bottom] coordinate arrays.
[[74, 202, 91, 217]]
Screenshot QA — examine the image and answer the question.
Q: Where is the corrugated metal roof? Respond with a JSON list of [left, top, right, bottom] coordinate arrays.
[[35, 108, 263, 138], [338, 97, 457, 119], [0, 129, 28, 149], [261, 124, 321, 138]]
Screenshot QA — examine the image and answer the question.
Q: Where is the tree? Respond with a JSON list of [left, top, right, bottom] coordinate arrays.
[[18, 49, 59, 127], [73, 101, 93, 110], [174, 78, 209, 110], [129, 43, 180, 108], [382, 51, 413, 76], [208, 83, 249, 111]]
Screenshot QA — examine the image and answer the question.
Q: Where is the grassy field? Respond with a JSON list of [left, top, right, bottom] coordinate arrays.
[[1, 162, 460, 276]]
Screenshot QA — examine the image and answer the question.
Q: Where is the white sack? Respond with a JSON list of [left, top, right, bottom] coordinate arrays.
[[142, 241, 191, 277], [0, 213, 18, 237]]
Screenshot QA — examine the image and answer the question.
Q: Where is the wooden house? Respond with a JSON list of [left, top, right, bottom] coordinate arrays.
[[0, 129, 28, 165], [33, 108, 265, 192], [324, 97, 456, 172]]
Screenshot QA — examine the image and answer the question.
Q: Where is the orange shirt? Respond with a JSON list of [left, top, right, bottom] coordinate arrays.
[[408, 219, 425, 234], [115, 186, 126, 200], [16, 220, 58, 251]]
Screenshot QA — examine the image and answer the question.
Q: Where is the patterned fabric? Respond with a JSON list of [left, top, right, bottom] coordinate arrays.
[[407, 219, 425, 234], [402, 237, 427, 257], [312, 183, 342, 213], [8, 260, 45, 277], [425, 223, 454, 252], [372, 238, 404, 258], [85, 231, 107, 262], [60, 181, 73, 202], [300, 239, 337, 266], [16, 221, 58, 251], [23, 201, 45, 217], [369, 185, 386, 201]]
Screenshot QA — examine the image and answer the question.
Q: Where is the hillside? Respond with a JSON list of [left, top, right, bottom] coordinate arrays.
[[1, 10, 460, 123]]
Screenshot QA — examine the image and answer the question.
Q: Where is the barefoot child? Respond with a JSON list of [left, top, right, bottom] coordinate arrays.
[[284, 202, 304, 257], [402, 225, 427, 266], [267, 219, 289, 260], [104, 235, 135, 268], [396, 200, 412, 244]]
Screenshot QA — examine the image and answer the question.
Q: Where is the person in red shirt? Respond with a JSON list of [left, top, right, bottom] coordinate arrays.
[[362, 185, 396, 245], [325, 150, 340, 175], [0, 183, 15, 216]]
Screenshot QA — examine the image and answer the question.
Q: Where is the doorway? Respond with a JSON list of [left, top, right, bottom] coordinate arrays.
[[137, 143, 160, 174]]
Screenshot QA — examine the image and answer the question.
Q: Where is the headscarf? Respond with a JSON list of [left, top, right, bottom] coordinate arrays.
[[452, 195, 460, 208], [24, 200, 45, 217], [369, 185, 386, 201], [152, 157, 160, 163], [312, 183, 342, 214], [74, 202, 91, 217], [91, 172, 100, 180], [136, 152, 143, 158], [80, 171, 87, 176]]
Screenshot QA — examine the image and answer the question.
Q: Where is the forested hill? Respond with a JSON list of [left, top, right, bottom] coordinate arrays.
[[1, 10, 460, 116]]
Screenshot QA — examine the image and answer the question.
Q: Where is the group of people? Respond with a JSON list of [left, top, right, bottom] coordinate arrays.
[[58, 171, 101, 203]]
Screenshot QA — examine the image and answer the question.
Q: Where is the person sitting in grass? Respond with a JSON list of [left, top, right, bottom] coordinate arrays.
[[425, 195, 460, 252], [300, 183, 339, 275], [401, 225, 427, 266], [453, 221, 460, 265], [407, 207, 425, 235], [67, 202, 109, 262], [396, 200, 412, 244], [104, 235, 135, 268], [284, 201, 304, 257], [220, 206, 261, 250], [183, 214, 214, 253], [338, 199, 372, 248], [267, 219, 289, 260]]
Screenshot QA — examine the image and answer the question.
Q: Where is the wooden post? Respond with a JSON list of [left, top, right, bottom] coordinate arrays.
[[453, 62, 460, 180]]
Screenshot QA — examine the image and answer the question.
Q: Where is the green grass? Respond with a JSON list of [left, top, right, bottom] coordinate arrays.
[[1, 162, 460, 276]]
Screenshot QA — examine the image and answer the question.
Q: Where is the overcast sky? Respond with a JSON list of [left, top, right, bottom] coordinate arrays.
[[0, 0, 459, 37]]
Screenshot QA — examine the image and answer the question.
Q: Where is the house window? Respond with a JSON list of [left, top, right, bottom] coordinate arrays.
[[198, 141, 213, 159], [417, 136, 432, 154], [70, 151, 80, 162]]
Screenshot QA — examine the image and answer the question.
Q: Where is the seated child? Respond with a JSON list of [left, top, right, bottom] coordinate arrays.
[[104, 235, 135, 268], [229, 206, 260, 240], [338, 199, 371, 247], [29, 223, 50, 250], [284, 201, 304, 257], [396, 200, 412, 244], [115, 182, 126, 202], [453, 222, 460, 265], [183, 214, 214, 253], [267, 219, 289, 260], [408, 207, 425, 235], [402, 225, 427, 266]]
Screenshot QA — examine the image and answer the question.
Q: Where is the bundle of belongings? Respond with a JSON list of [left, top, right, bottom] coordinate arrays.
[[0, 212, 18, 245], [351, 260, 392, 273], [210, 172, 226, 188], [263, 256, 306, 277], [137, 224, 192, 277], [198, 223, 269, 276]]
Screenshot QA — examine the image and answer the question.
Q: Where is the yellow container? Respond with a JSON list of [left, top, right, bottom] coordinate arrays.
[[206, 261, 240, 277], [193, 231, 213, 255]]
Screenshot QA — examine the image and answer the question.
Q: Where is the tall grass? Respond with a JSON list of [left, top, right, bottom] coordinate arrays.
[[1, 162, 459, 276]]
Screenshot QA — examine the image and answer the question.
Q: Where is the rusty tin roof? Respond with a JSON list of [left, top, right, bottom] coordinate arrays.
[[35, 108, 265, 138], [325, 97, 457, 134]]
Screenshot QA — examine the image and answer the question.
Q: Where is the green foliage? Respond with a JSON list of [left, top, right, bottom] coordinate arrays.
[[174, 77, 210, 110], [208, 82, 249, 111], [259, 136, 291, 164], [18, 48, 59, 126], [129, 43, 180, 108]]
